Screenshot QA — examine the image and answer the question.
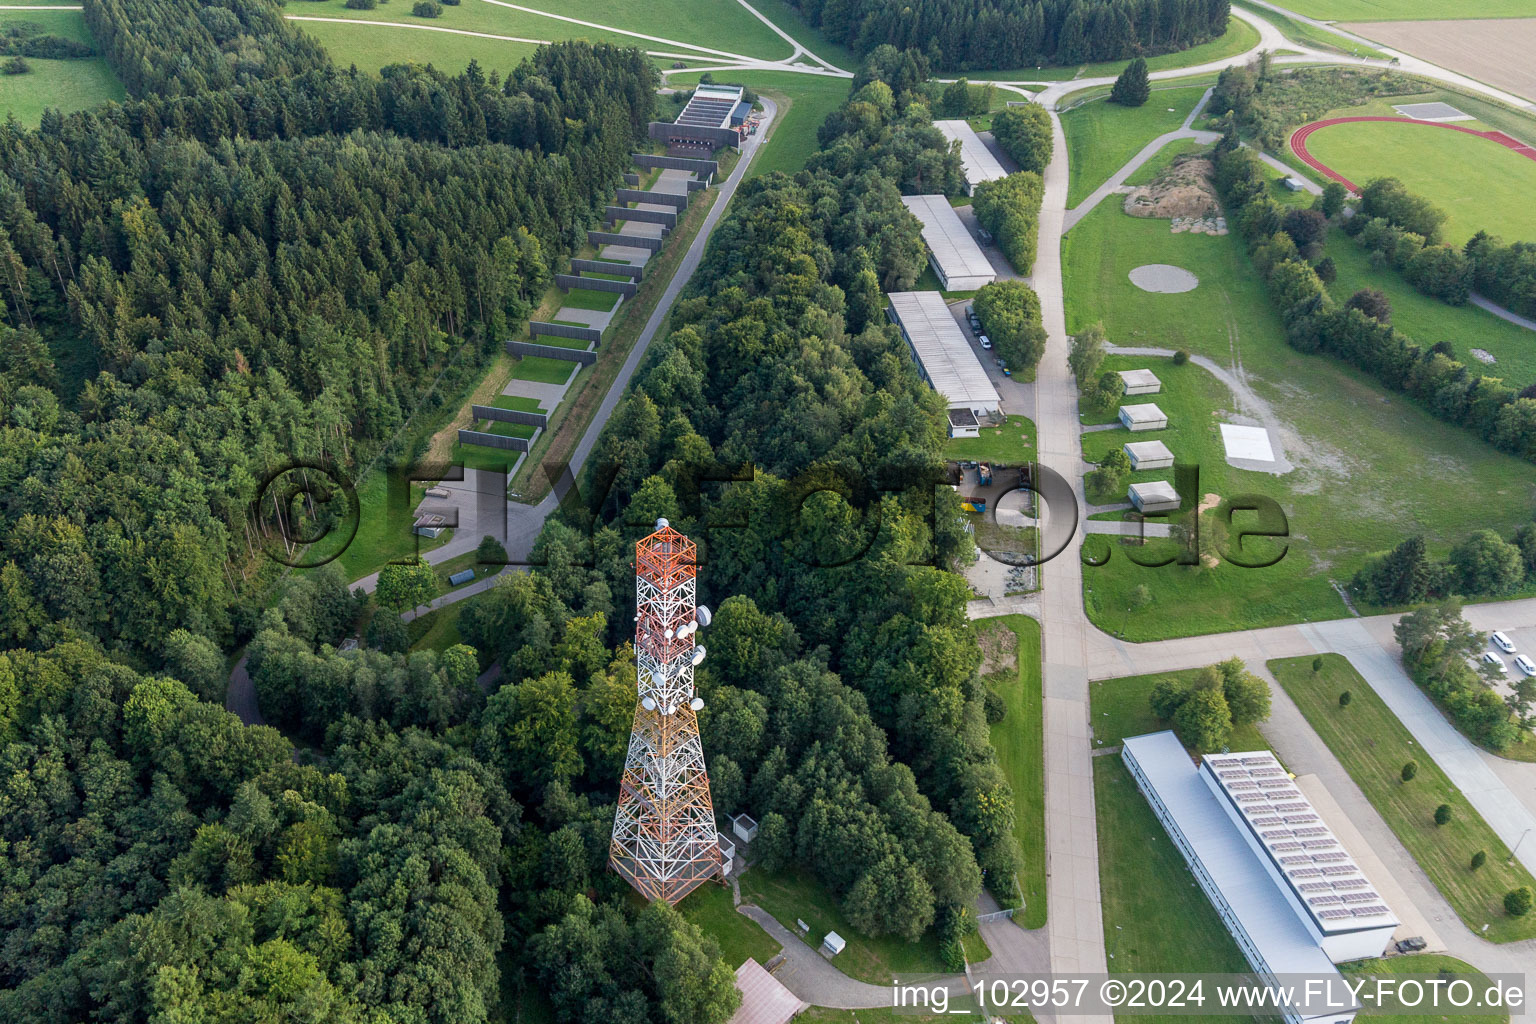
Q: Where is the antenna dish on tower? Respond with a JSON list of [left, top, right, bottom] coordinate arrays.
[[696, 605, 712, 628], [691, 646, 707, 666]]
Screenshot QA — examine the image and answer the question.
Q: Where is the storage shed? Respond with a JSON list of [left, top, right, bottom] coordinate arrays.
[[1124, 439, 1174, 471], [448, 569, 476, 586], [1118, 368, 1162, 395], [947, 407, 980, 438], [821, 932, 846, 956], [1118, 403, 1167, 432], [733, 814, 759, 843], [1128, 480, 1180, 514]]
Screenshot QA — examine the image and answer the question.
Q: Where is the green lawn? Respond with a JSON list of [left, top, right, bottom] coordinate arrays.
[[1302, 119, 1536, 246], [560, 287, 619, 312], [674, 883, 781, 969], [284, 0, 642, 52], [737, 869, 947, 985], [943, 416, 1036, 465], [1088, 667, 1271, 753], [483, 419, 536, 439], [1269, 654, 1536, 943], [507, 0, 791, 60], [1063, 86, 1211, 207], [1, 56, 125, 124], [668, 69, 850, 179], [1275, 0, 1531, 20], [970, 16, 1258, 83], [510, 356, 575, 385], [2, 8, 93, 42], [978, 615, 1046, 928], [330, 470, 453, 581], [1094, 757, 1254, 1023], [1340, 955, 1509, 1024], [406, 595, 469, 652], [292, 18, 541, 76], [1322, 232, 1536, 390], [1063, 199, 1536, 641], [723, 0, 857, 69], [1231, 0, 1388, 59], [491, 394, 544, 413]]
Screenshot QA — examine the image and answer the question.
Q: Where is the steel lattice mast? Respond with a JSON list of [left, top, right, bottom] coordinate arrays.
[[609, 518, 723, 904]]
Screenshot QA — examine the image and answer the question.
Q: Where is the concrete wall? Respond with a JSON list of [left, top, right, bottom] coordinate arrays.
[[633, 152, 718, 177], [624, 172, 641, 186], [570, 258, 642, 280], [506, 340, 597, 364], [472, 404, 547, 429], [587, 230, 662, 253], [458, 429, 531, 453], [616, 187, 687, 210], [686, 177, 710, 191], [647, 121, 738, 150], [530, 321, 601, 345], [606, 205, 675, 228], [555, 274, 636, 297]]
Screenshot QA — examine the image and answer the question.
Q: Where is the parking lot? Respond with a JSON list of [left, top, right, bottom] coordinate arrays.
[[1473, 625, 1536, 699]]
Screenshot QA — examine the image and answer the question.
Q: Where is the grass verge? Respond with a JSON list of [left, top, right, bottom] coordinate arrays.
[[1269, 654, 1536, 942], [1088, 667, 1271, 753], [978, 615, 1046, 928]]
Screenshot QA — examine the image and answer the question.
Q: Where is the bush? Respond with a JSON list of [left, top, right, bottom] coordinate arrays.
[[366, 612, 410, 654], [1505, 886, 1534, 917], [1109, 58, 1150, 107], [2, 55, 29, 74], [1433, 803, 1453, 826], [1068, 323, 1106, 384], [1172, 348, 1189, 366], [973, 279, 1046, 371], [1173, 688, 1232, 753], [990, 104, 1052, 173], [1400, 760, 1416, 782], [477, 533, 509, 566], [344, 0, 376, 9], [1087, 448, 1131, 503], [1344, 287, 1391, 324], [1338, 690, 1351, 709], [983, 686, 1007, 724], [412, 1, 442, 15], [972, 172, 1043, 275], [1405, 244, 1472, 304], [1470, 850, 1487, 871], [1312, 255, 1337, 284]]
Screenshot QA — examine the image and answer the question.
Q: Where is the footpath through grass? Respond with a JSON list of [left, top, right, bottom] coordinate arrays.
[[978, 615, 1046, 928], [1269, 654, 1536, 943], [1231, 0, 1388, 59], [1062, 85, 1211, 207], [1094, 757, 1255, 1024], [1063, 199, 1536, 641], [1301, 119, 1536, 246]]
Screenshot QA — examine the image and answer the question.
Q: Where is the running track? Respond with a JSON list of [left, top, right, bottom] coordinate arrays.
[[1290, 115, 1536, 193]]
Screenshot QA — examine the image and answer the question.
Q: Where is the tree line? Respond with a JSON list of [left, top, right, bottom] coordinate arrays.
[[973, 170, 1045, 274], [787, 0, 1230, 72], [1209, 137, 1536, 464], [1396, 600, 1532, 751]]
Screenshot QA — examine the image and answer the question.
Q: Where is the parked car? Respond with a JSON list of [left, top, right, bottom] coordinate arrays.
[[978, 335, 992, 350], [1481, 651, 1508, 674], [1516, 654, 1536, 676], [1491, 630, 1516, 653]]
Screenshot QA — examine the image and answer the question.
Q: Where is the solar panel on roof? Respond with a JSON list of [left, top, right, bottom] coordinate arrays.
[[1290, 867, 1322, 878], [1307, 895, 1342, 906], [1280, 855, 1311, 866], [1319, 908, 1354, 920], [1353, 905, 1390, 917], [1341, 892, 1380, 903]]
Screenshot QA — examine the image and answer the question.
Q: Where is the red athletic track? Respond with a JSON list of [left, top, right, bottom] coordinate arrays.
[[1289, 115, 1536, 194]]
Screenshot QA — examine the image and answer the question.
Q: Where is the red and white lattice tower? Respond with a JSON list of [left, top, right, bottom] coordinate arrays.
[[609, 518, 722, 904]]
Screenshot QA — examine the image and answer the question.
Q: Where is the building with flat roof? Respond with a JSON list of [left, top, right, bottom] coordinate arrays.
[[901, 194, 996, 291], [1121, 732, 1360, 1024], [933, 120, 1009, 195], [1128, 480, 1180, 513], [650, 84, 744, 153], [1124, 439, 1174, 471], [947, 407, 980, 438], [887, 291, 1001, 422], [1119, 402, 1167, 432], [1119, 368, 1162, 395], [1201, 750, 1398, 963]]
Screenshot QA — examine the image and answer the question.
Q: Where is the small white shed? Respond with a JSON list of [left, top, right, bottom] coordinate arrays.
[[1119, 403, 1167, 432], [1118, 368, 1162, 395], [718, 833, 736, 875], [821, 931, 846, 956], [1124, 439, 1174, 471], [947, 407, 980, 439], [1129, 480, 1181, 514], [733, 814, 759, 843]]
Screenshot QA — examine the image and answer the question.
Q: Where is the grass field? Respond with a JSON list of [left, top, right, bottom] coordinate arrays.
[[1274, 0, 1533, 20], [978, 615, 1046, 928], [942, 415, 1036, 465], [406, 594, 471, 651], [1094, 757, 1254, 1023], [284, 0, 644, 53], [674, 883, 781, 969], [1063, 199, 1536, 640], [293, 17, 540, 75], [970, 16, 1258, 83], [510, 356, 575, 385], [1063, 86, 1211, 207], [1322, 232, 1536, 389], [738, 869, 947, 984], [331, 470, 453, 580], [1088, 666, 1272, 752], [559, 287, 620, 312], [1231, 0, 1388, 59], [668, 69, 849, 179], [0, 11, 124, 125], [1299, 119, 1536, 245], [1340, 955, 1509, 1024], [1269, 654, 1536, 943]]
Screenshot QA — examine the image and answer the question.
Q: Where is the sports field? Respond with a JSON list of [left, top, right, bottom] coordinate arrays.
[[1297, 118, 1536, 245], [1279, 0, 1533, 20]]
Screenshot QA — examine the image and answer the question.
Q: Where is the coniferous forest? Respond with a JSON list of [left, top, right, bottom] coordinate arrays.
[[787, 0, 1231, 71]]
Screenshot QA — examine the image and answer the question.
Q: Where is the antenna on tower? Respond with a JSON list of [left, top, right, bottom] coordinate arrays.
[[608, 521, 724, 904]]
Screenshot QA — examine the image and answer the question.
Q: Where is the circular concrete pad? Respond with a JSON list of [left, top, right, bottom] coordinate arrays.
[[1129, 264, 1199, 293]]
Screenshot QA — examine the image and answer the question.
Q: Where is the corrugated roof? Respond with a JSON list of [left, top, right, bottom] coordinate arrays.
[[726, 959, 805, 1024], [901, 195, 995, 285], [887, 291, 1001, 413], [933, 120, 1009, 186], [1203, 751, 1398, 935], [1122, 733, 1352, 986]]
